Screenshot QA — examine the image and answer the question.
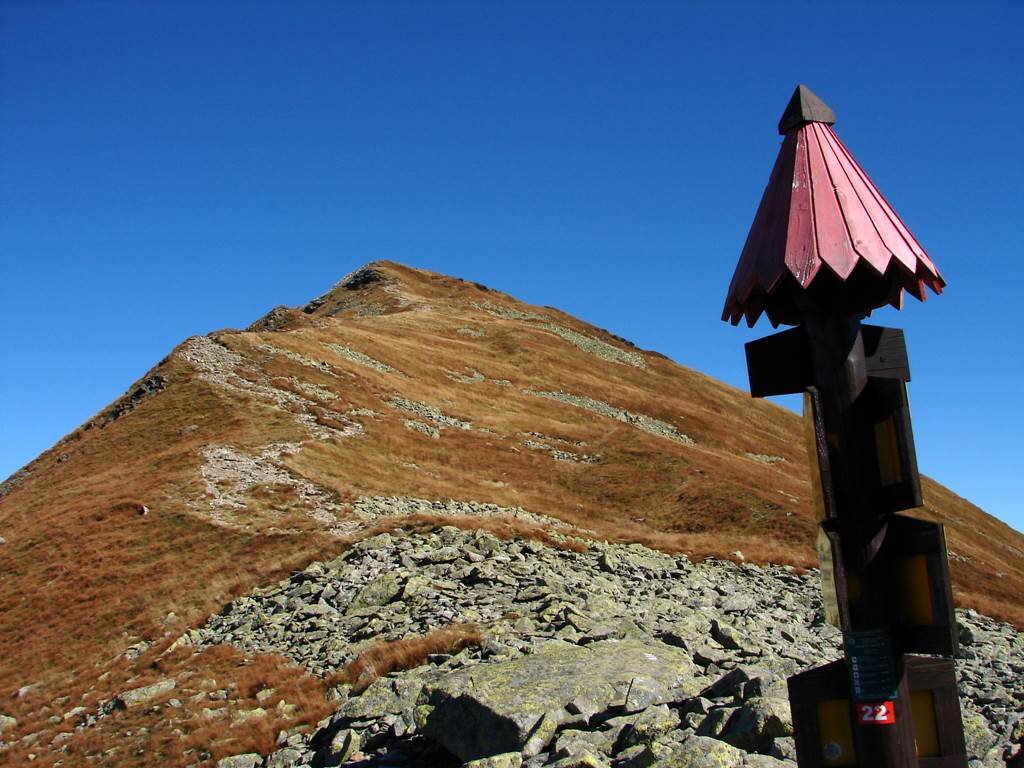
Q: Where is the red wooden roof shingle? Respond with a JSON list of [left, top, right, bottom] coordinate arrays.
[[723, 85, 945, 327]]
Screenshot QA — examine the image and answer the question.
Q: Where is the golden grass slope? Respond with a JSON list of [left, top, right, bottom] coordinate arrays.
[[0, 260, 1021, 759]]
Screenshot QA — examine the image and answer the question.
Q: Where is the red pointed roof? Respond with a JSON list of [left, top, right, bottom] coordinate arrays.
[[723, 85, 945, 327]]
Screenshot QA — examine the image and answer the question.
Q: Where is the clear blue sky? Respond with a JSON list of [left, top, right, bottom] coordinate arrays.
[[2, 2, 1021, 531]]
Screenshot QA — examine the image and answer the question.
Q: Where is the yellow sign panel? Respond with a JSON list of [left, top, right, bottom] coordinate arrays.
[[911, 689, 940, 757], [896, 555, 935, 625], [817, 698, 856, 766], [874, 415, 904, 486]]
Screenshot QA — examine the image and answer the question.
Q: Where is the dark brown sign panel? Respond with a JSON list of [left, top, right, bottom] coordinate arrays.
[[788, 657, 966, 768], [819, 516, 958, 657], [849, 378, 923, 514], [745, 325, 910, 399]]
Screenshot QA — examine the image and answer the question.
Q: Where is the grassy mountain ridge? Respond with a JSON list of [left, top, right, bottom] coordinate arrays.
[[0, 260, 1020, 749]]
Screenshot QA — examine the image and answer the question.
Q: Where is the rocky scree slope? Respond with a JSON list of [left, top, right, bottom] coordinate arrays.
[[0, 261, 1022, 766], [11, 526, 1018, 768]]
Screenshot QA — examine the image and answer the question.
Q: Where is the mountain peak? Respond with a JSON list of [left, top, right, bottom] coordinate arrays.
[[1, 261, 1020, 765]]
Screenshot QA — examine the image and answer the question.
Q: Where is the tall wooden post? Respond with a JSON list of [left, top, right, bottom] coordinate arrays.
[[723, 85, 966, 768]]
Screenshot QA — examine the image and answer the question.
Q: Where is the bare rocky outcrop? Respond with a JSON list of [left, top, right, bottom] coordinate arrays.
[[524, 390, 694, 446], [178, 335, 362, 441]]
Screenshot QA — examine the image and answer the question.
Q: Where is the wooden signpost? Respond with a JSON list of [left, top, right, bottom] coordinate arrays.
[[723, 85, 967, 768]]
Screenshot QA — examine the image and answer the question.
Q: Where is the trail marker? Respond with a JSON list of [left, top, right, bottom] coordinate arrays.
[[723, 85, 967, 768]]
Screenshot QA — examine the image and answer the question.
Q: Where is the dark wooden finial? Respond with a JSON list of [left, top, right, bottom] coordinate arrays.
[[778, 84, 836, 134]]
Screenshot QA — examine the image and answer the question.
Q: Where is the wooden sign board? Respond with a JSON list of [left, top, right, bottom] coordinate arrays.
[[819, 516, 957, 656], [849, 378, 923, 513], [788, 657, 966, 768], [745, 324, 909, 398]]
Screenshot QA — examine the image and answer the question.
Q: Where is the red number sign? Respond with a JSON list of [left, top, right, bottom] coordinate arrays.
[[857, 701, 896, 725]]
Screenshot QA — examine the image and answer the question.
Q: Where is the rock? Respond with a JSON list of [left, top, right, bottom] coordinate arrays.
[[552, 729, 617, 760], [655, 735, 745, 767], [720, 697, 792, 752], [710, 620, 745, 651], [346, 571, 403, 614], [416, 639, 701, 761], [616, 705, 679, 749], [719, 595, 755, 613], [768, 735, 797, 761], [113, 679, 176, 708], [963, 712, 998, 759], [14, 683, 40, 699], [463, 753, 524, 768], [743, 755, 791, 767], [522, 712, 560, 757], [231, 707, 267, 724], [324, 727, 357, 763], [546, 752, 607, 768], [0, 715, 16, 735], [660, 613, 713, 650], [598, 550, 619, 573], [256, 687, 276, 704], [336, 676, 421, 721], [695, 707, 737, 739], [700, 669, 752, 701], [216, 755, 262, 768], [355, 532, 393, 551], [265, 747, 304, 768], [615, 743, 658, 768]]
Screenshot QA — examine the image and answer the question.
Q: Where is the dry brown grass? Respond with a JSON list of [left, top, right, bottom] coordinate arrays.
[[326, 624, 485, 694], [1, 643, 334, 768]]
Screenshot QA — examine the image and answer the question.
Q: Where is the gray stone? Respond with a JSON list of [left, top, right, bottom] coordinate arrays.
[[545, 751, 607, 768], [616, 705, 679, 749], [700, 669, 751, 701], [743, 756, 790, 768], [231, 707, 267, 724], [114, 679, 176, 708], [216, 755, 262, 768], [265, 747, 304, 768], [768, 736, 797, 761], [963, 712, 998, 759], [654, 735, 745, 767], [720, 697, 792, 752], [695, 707, 737, 739], [0, 715, 16, 735], [335, 677, 416, 721], [324, 727, 357, 763], [710, 620, 745, 651], [346, 571, 403, 614], [416, 639, 701, 761], [552, 729, 617, 759], [719, 595, 755, 613], [462, 754, 524, 768]]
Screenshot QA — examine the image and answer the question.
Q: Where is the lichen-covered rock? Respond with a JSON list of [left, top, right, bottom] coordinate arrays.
[[719, 697, 792, 752], [552, 728, 617, 760], [743, 754, 792, 767], [0, 714, 16, 735], [463, 752, 524, 767], [546, 751, 607, 768], [963, 711, 998, 760], [264, 746, 303, 768], [113, 679, 175, 709], [653, 735, 746, 767], [616, 705, 679, 750], [416, 638, 702, 761], [215, 755, 262, 768], [345, 571, 403, 614]]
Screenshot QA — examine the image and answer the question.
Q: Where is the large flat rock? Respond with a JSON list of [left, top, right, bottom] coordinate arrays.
[[415, 638, 702, 761]]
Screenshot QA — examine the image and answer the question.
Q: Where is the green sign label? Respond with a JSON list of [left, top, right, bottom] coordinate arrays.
[[845, 629, 899, 701]]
